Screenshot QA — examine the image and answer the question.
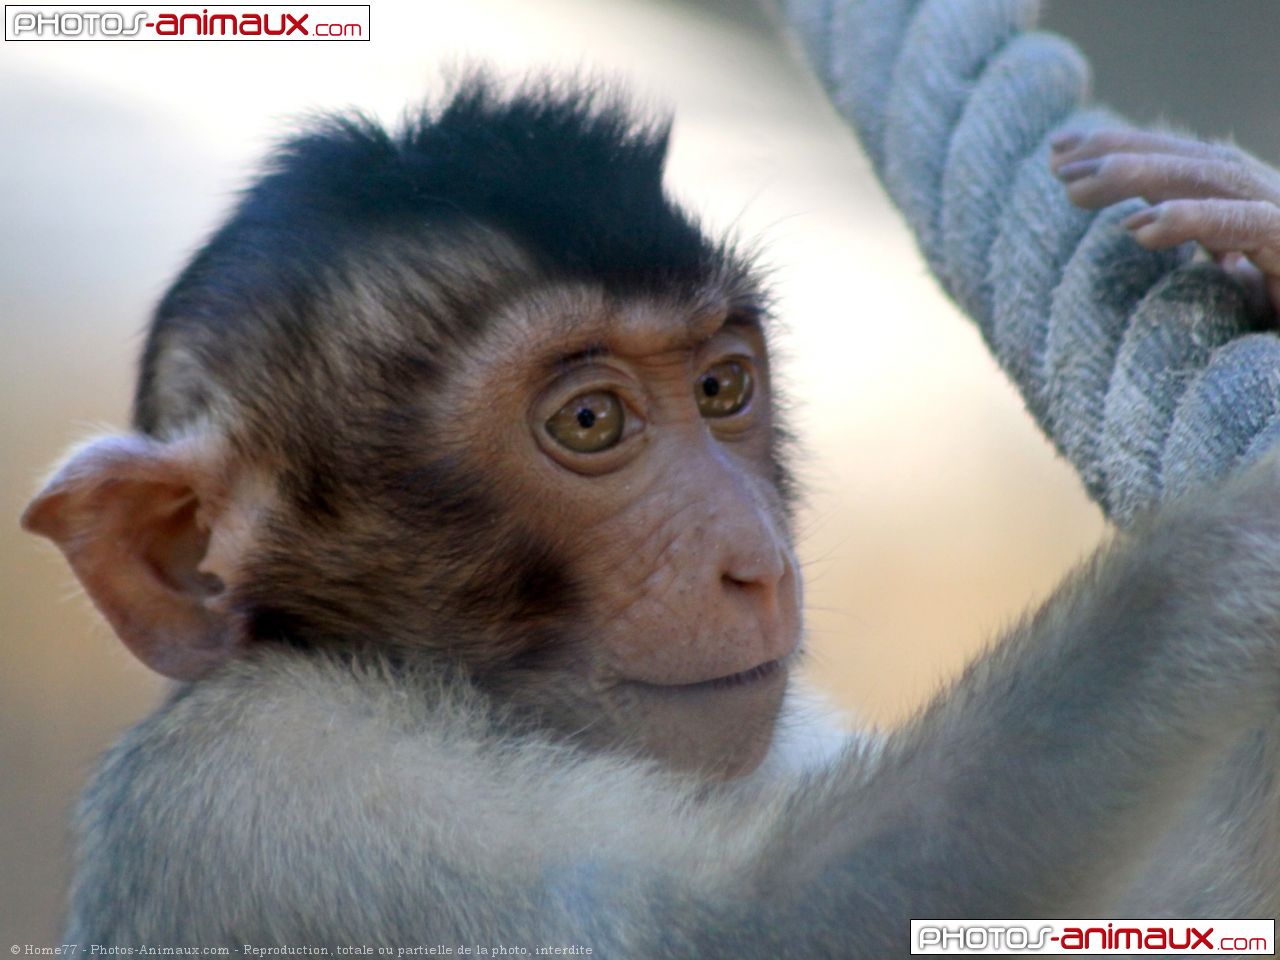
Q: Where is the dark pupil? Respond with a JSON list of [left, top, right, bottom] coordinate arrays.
[[576, 408, 597, 429], [702, 376, 721, 398]]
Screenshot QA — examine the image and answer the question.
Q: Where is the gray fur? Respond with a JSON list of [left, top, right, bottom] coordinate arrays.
[[781, 0, 1280, 519], [66, 455, 1280, 948]]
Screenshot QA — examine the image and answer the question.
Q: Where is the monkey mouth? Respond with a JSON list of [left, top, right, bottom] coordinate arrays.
[[688, 657, 785, 691], [636, 657, 786, 693]]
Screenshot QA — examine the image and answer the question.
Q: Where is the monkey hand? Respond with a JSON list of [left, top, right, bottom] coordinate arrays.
[[1050, 128, 1280, 315]]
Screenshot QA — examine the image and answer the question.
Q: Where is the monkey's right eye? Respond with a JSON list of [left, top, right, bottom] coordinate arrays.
[[545, 392, 625, 453]]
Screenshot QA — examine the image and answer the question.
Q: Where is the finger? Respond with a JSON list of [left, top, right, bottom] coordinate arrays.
[[1056, 153, 1272, 211], [1051, 130, 1280, 207], [1050, 128, 1232, 168], [1125, 199, 1280, 274]]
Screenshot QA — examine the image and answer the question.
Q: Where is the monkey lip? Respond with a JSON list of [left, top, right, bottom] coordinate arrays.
[[634, 657, 786, 693]]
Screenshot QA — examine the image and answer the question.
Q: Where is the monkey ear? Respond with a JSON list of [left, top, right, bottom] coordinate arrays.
[[21, 432, 249, 680]]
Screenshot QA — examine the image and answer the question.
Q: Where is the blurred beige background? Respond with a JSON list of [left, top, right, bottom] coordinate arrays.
[[2, 0, 1276, 945]]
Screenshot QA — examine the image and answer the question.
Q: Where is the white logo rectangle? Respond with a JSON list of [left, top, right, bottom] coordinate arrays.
[[5, 5, 370, 41], [910, 919, 1276, 955]]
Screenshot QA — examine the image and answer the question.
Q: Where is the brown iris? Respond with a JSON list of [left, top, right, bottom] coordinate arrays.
[[545, 391, 625, 453], [696, 361, 752, 418]]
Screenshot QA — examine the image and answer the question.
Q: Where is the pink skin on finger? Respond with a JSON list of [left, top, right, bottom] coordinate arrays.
[[1122, 208, 1157, 232], [1057, 159, 1100, 183], [1050, 131, 1083, 154]]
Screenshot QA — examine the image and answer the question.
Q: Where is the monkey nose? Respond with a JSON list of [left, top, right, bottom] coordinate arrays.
[[718, 544, 798, 666], [720, 544, 787, 596]]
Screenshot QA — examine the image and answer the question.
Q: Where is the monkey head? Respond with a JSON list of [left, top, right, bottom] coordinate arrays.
[[21, 79, 802, 779]]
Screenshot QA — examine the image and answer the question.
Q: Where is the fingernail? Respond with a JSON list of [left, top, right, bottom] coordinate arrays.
[[1122, 208, 1158, 230], [1050, 131, 1083, 153], [1056, 158, 1100, 182]]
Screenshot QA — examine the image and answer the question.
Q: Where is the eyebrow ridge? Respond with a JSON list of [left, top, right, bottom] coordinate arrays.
[[551, 342, 611, 373], [542, 308, 762, 375]]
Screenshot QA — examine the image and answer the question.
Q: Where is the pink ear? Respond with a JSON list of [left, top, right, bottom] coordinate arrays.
[[22, 433, 245, 680]]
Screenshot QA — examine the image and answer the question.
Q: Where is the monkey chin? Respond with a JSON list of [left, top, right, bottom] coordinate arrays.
[[620, 659, 791, 781]]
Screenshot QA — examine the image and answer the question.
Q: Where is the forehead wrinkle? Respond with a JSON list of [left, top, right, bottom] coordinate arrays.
[[603, 303, 726, 359], [487, 280, 765, 379]]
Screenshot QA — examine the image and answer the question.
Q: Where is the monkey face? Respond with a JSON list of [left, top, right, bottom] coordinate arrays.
[[425, 282, 803, 779]]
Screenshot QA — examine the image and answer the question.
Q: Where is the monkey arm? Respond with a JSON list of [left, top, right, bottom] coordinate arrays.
[[66, 459, 1280, 951], [838, 509, 1279, 918], [747, 458, 1280, 943]]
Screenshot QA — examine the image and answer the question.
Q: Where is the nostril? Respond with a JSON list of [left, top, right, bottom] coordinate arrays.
[[721, 572, 770, 594], [719, 569, 781, 622], [721, 549, 787, 593]]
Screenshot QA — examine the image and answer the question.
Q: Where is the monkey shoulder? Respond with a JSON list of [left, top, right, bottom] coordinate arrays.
[[67, 650, 500, 940], [81, 648, 587, 845], [69, 649, 840, 943]]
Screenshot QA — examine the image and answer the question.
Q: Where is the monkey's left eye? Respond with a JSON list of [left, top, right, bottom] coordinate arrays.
[[696, 361, 753, 418], [545, 392, 625, 453]]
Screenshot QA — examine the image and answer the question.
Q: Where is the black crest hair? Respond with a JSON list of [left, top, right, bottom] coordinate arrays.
[[244, 74, 717, 288]]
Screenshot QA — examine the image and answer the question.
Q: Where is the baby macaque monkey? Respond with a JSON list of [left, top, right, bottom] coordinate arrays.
[[1052, 128, 1280, 313], [21, 81, 1280, 952]]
